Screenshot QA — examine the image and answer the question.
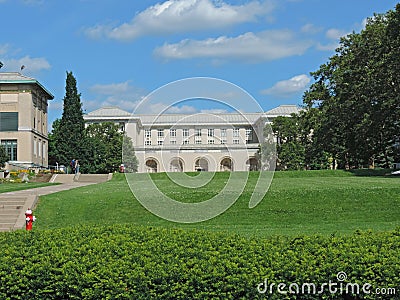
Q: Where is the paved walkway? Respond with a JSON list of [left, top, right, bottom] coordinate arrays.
[[0, 174, 111, 232]]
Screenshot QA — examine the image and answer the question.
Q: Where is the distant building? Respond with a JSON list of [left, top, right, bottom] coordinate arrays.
[[0, 73, 54, 170], [84, 105, 300, 173]]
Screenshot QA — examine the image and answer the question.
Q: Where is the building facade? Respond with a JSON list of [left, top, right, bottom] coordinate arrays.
[[84, 105, 300, 173], [0, 73, 54, 170]]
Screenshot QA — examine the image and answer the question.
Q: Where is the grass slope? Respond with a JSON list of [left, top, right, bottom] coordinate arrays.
[[0, 182, 57, 194], [34, 170, 400, 237]]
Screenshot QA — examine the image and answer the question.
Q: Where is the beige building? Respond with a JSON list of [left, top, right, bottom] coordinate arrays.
[[0, 73, 54, 170], [84, 105, 300, 173]]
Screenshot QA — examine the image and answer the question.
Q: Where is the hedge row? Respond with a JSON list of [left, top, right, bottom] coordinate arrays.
[[0, 225, 399, 299]]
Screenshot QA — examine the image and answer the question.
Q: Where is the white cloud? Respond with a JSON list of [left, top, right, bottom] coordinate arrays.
[[148, 102, 198, 114], [361, 18, 368, 29], [154, 30, 312, 63], [301, 23, 322, 34], [261, 74, 310, 97], [200, 108, 228, 114], [325, 28, 348, 40], [316, 27, 351, 51], [3, 56, 51, 73], [85, 81, 147, 113], [85, 0, 275, 41], [90, 81, 133, 95], [0, 44, 10, 55]]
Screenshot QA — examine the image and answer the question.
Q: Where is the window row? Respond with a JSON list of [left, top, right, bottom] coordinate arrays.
[[145, 128, 251, 138], [144, 139, 242, 146]]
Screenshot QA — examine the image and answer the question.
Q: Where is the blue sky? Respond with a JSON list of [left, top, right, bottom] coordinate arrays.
[[0, 0, 398, 126]]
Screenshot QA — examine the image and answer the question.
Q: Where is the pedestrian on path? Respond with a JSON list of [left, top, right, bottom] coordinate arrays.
[[74, 159, 80, 174], [70, 158, 76, 174]]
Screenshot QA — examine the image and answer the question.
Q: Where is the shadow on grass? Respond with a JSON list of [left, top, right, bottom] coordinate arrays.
[[346, 168, 395, 177]]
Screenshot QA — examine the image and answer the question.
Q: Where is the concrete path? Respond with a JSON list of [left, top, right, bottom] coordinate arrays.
[[0, 174, 112, 232]]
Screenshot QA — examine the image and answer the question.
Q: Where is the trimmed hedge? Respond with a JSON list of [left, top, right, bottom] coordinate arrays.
[[0, 225, 399, 299]]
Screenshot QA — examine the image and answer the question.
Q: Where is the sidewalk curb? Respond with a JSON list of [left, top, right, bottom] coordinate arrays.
[[13, 195, 38, 230]]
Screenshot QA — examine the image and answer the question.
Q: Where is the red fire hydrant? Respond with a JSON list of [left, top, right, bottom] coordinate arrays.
[[25, 208, 36, 231]]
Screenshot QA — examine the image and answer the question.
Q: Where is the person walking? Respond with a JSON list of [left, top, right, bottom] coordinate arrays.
[[70, 158, 76, 174], [74, 159, 80, 174]]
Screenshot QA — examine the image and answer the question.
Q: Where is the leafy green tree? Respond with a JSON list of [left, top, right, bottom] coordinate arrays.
[[84, 122, 137, 173], [256, 124, 277, 171], [303, 4, 400, 169], [271, 115, 305, 170], [122, 135, 138, 173], [84, 123, 119, 173], [52, 72, 86, 168], [0, 146, 8, 168], [48, 118, 61, 167]]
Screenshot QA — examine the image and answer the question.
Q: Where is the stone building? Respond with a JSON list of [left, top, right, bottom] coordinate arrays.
[[0, 73, 54, 170], [84, 105, 300, 173]]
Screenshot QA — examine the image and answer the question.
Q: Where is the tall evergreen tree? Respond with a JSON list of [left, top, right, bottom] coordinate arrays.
[[53, 71, 85, 168]]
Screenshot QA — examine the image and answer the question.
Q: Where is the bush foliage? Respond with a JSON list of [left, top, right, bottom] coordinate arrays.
[[0, 225, 399, 299]]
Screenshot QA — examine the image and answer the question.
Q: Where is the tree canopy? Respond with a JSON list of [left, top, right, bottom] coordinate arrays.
[[51, 71, 85, 168], [48, 72, 138, 173], [0, 146, 8, 168], [274, 4, 400, 170], [85, 122, 137, 174]]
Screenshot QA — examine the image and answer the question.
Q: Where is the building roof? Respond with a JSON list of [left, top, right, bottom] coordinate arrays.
[[0, 72, 54, 99], [140, 113, 263, 126], [83, 104, 301, 126], [85, 106, 132, 117], [265, 105, 302, 116]]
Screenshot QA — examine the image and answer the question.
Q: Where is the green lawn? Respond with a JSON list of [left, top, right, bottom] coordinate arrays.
[[34, 170, 400, 237], [0, 182, 57, 194]]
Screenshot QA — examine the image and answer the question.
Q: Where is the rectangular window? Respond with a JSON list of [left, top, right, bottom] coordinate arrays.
[[0, 112, 18, 132], [183, 140, 189, 145], [246, 128, 253, 140], [170, 140, 177, 145], [42, 141, 46, 159], [233, 139, 240, 144], [195, 129, 202, 136], [233, 128, 240, 137], [208, 139, 214, 144], [246, 128, 253, 143], [195, 140, 202, 144], [33, 139, 37, 156], [1, 139, 17, 161], [208, 129, 214, 137], [245, 128, 252, 137], [183, 129, 189, 137], [170, 129, 176, 137], [221, 129, 227, 137], [38, 141, 42, 158], [157, 140, 163, 146], [157, 129, 164, 138], [145, 140, 152, 146], [220, 139, 227, 144], [145, 129, 151, 138]]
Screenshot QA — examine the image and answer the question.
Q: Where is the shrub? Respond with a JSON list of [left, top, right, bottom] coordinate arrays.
[[0, 225, 399, 299]]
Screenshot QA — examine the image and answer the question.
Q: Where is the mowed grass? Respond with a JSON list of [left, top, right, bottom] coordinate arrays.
[[0, 182, 57, 194], [34, 170, 400, 237]]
